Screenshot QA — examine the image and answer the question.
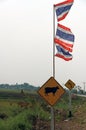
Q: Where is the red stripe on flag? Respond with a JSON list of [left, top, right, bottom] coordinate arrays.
[[54, 38, 73, 52], [55, 53, 72, 61]]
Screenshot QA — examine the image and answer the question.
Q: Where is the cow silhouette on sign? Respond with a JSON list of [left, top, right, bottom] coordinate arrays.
[[45, 86, 59, 96]]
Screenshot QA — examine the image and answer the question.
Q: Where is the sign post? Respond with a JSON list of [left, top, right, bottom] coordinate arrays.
[[65, 79, 75, 118], [69, 89, 72, 117], [51, 106, 55, 130]]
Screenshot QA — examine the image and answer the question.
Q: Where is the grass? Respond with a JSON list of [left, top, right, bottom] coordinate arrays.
[[0, 89, 50, 130], [0, 102, 50, 130], [0, 89, 86, 129]]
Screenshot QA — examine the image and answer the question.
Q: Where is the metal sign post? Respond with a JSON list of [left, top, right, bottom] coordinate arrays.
[[68, 90, 72, 117], [65, 79, 76, 118], [51, 106, 55, 130]]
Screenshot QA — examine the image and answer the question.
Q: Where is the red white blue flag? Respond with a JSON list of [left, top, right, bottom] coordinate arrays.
[[54, 23, 75, 52], [54, 0, 74, 21], [55, 45, 72, 61]]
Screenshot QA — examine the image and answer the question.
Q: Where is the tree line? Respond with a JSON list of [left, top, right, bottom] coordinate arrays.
[[0, 83, 39, 91]]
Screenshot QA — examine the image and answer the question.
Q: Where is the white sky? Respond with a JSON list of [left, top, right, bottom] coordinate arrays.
[[0, 0, 86, 88]]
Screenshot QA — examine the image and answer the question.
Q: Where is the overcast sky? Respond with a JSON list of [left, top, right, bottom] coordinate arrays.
[[0, 0, 86, 88]]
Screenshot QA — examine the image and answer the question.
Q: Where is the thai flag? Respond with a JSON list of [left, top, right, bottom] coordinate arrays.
[[54, 23, 75, 52], [54, 0, 74, 21], [55, 45, 72, 61]]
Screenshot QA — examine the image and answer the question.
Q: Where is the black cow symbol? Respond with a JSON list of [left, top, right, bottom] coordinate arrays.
[[45, 86, 59, 96]]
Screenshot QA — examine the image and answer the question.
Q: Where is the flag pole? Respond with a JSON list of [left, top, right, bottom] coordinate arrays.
[[53, 5, 55, 79], [51, 5, 55, 130]]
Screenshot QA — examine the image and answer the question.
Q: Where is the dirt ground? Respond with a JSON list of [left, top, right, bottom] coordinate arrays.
[[55, 118, 86, 130], [33, 109, 86, 130], [34, 117, 86, 130], [33, 95, 86, 130]]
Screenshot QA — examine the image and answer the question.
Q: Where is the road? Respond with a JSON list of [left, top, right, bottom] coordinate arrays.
[[74, 93, 86, 98]]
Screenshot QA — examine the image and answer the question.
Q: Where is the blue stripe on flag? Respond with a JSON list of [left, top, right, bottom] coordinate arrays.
[[55, 45, 72, 61], [56, 4, 72, 16], [54, 0, 74, 21], [56, 29, 74, 42]]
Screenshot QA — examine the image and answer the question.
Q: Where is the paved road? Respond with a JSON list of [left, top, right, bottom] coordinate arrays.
[[74, 94, 86, 98]]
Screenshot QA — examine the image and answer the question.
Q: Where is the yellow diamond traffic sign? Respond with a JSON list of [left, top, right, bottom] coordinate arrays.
[[38, 77, 65, 106], [65, 79, 75, 90]]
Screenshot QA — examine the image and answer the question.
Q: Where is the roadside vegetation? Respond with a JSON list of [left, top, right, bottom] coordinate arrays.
[[0, 88, 86, 130]]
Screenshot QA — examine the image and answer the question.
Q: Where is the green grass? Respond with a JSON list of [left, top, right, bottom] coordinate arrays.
[[0, 90, 50, 130], [0, 89, 85, 129], [0, 102, 50, 130]]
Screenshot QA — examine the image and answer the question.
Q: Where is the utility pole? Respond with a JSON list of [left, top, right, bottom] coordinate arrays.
[[83, 82, 86, 94]]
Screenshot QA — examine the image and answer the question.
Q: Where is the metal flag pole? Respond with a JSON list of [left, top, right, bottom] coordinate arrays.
[[51, 5, 55, 130], [53, 6, 55, 78]]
